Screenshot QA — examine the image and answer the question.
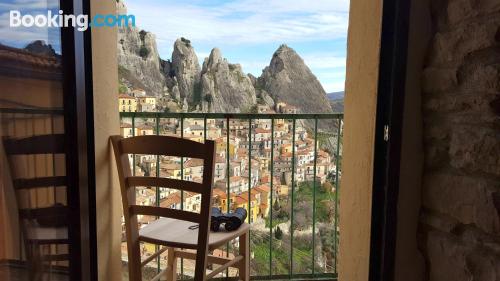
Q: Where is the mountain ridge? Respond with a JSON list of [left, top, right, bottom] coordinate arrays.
[[116, 0, 338, 115]]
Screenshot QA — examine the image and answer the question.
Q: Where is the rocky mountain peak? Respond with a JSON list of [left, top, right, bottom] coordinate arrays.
[[116, 0, 127, 15], [207, 48, 223, 67], [116, 2, 337, 115], [276, 44, 293, 53], [172, 38, 201, 102], [24, 40, 57, 57], [259, 45, 332, 114], [173, 38, 195, 57], [200, 48, 256, 113]]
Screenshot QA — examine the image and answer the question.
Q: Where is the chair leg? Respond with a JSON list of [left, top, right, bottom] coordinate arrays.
[[238, 231, 250, 281], [166, 248, 177, 281], [29, 242, 43, 281]]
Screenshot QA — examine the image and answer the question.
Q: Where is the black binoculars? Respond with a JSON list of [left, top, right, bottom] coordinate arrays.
[[211, 207, 247, 232]]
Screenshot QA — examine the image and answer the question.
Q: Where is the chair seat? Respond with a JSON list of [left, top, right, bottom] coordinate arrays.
[[139, 217, 250, 250], [25, 224, 68, 243]]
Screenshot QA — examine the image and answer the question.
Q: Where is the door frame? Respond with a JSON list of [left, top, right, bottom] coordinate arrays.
[[369, 0, 412, 280], [60, 0, 97, 280]]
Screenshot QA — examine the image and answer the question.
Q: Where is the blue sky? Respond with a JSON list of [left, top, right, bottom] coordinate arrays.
[[0, 0, 61, 52], [125, 0, 349, 92], [0, 0, 350, 92]]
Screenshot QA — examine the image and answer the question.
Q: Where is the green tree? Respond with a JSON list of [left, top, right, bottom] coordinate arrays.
[[118, 83, 128, 94], [322, 181, 334, 193], [273, 198, 280, 211], [274, 226, 283, 240], [139, 46, 150, 58]]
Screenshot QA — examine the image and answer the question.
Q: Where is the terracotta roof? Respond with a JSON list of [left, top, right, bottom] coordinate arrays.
[[234, 196, 247, 205], [185, 158, 204, 168], [229, 176, 245, 183], [137, 125, 153, 130], [160, 192, 182, 208], [119, 94, 135, 99], [297, 149, 312, 155], [254, 185, 270, 193], [0, 44, 62, 79], [255, 128, 271, 134]]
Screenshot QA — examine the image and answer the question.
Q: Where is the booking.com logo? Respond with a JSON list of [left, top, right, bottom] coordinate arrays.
[[9, 10, 136, 31]]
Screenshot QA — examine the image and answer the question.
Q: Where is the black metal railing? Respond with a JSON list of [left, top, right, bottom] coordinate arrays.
[[120, 112, 343, 281]]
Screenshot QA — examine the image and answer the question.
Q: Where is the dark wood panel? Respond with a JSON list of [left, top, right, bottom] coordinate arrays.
[[3, 134, 65, 155]]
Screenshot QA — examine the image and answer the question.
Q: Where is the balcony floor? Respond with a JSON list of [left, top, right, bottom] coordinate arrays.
[[0, 264, 68, 281]]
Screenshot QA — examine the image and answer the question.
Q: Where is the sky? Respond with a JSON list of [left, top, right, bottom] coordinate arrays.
[[0, 0, 61, 51], [126, 0, 350, 92], [0, 0, 350, 92]]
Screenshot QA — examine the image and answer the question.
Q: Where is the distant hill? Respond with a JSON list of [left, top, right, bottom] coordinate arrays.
[[327, 91, 344, 113], [327, 91, 344, 100]]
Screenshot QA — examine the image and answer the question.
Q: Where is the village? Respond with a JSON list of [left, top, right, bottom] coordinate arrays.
[[118, 89, 339, 269]]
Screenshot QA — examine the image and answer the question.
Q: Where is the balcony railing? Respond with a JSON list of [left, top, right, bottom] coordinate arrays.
[[120, 112, 343, 281]]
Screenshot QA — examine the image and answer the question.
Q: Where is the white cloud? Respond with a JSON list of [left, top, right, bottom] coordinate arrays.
[[302, 54, 346, 69], [317, 71, 346, 80], [321, 81, 345, 92], [0, 0, 59, 11], [222, 0, 350, 14], [126, 0, 349, 47]]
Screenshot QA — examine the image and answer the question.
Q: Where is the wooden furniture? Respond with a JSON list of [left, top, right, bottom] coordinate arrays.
[[3, 134, 70, 281], [111, 135, 250, 281]]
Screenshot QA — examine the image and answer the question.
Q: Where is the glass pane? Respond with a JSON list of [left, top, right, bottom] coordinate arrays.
[[0, 0, 70, 280]]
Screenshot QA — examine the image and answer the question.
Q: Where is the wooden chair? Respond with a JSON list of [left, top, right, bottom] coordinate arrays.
[[111, 135, 250, 281], [2, 134, 70, 281]]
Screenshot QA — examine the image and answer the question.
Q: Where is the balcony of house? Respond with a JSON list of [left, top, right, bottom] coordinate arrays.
[[117, 112, 343, 280], [0, 108, 342, 281]]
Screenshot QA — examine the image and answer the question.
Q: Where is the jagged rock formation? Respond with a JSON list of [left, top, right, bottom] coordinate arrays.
[[116, 1, 335, 116], [116, 0, 167, 96], [249, 74, 275, 108], [200, 48, 257, 113], [24, 40, 58, 57], [258, 45, 333, 114], [171, 38, 201, 103]]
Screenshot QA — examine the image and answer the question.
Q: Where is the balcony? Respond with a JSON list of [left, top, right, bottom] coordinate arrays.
[[119, 112, 343, 280]]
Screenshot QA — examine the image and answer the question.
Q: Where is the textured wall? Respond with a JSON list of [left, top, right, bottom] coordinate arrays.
[[90, 0, 122, 279], [339, 0, 383, 280], [419, 0, 500, 280]]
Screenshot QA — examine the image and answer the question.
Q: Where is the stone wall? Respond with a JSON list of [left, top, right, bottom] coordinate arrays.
[[419, 0, 500, 280]]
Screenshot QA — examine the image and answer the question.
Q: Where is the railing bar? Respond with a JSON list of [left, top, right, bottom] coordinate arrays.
[[312, 118, 318, 276], [155, 116, 161, 273], [180, 116, 184, 280], [204, 118, 207, 142], [248, 119, 253, 276], [119, 112, 343, 120], [247, 272, 338, 280], [247, 118, 252, 275], [132, 117, 136, 176], [226, 117, 230, 278], [333, 118, 342, 274], [290, 118, 296, 277], [248, 119, 252, 219], [203, 116, 209, 274], [269, 119, 274, 277]]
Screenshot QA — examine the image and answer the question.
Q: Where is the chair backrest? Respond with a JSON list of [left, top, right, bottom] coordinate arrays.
[[110, 135, 216, 279], [2, 134, 69, 241]]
